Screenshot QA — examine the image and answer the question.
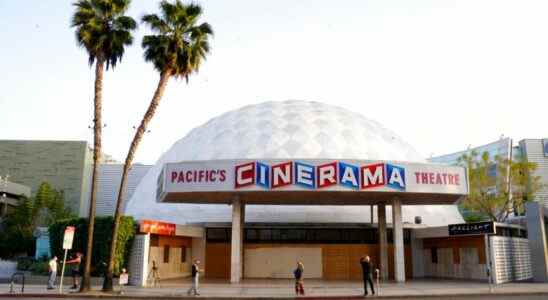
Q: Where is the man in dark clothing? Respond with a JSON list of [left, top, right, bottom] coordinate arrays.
[[66, 252, 83, 290], [360, 256, 375, 296], [187, 260, 201, 296]]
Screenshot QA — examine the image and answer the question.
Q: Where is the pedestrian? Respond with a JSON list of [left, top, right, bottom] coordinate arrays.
[[293, 261, 305, 295], [47, 256, 58, 290], [360, 256, 375, 296], [187, 259, 202, 296], [66, 252, 83, 290]]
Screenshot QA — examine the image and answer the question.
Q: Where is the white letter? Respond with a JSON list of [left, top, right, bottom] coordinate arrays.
[[341, 166, 358, 187], [296, 164, 313, 186]]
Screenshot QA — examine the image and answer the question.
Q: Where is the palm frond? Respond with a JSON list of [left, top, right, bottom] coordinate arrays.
[[141, 0, 213, 78], [71, 0, 137, 69]]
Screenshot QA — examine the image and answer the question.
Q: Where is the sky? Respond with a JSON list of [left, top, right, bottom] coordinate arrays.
[[0, 0, 547, 164]]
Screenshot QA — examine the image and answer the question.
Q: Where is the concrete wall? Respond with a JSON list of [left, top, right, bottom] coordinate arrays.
[[0, 140, 91, 216], [191, 237, 206, 273], [0, 260, 16, 278], [490, 236, 532, 284], [244, 247, 322, 278], [148, 246, 192, 279], [423, 247, 486, 280]]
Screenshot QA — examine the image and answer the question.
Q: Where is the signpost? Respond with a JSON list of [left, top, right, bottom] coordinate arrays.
[[448, 221, 496, 292], [59, 226, 75, 294]]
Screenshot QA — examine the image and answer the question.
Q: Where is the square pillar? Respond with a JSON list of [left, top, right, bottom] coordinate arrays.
[[526, 202, 548, 282], [230, 196, 244, 283], [392, 198, 405, 283], [377, 203, 388, 281]]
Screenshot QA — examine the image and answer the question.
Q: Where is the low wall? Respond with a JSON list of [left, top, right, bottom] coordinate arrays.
[[0, 260, 16, 278]]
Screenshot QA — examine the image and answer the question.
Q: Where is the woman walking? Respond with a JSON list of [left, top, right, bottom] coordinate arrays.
[[293, 261, 305, 295]]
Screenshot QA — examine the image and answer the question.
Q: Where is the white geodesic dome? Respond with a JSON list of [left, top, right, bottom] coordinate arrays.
[[125, 100, 463, 226]]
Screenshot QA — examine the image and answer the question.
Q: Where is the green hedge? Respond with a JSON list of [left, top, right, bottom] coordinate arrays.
[[48, 216, 135, 276]]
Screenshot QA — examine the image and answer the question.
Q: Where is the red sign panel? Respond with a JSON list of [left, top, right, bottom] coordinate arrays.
[[139, 220, 176, 236]]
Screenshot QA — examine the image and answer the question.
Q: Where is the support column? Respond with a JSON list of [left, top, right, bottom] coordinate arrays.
[[230, 196, 243, 283], [392, 198, 405, 283], [378, 203, 388, 281], [240, 201, 245, 278], [525, 202, 548, 282], [370, 205, 374, 225]]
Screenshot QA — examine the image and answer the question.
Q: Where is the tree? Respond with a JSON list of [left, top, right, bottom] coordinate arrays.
[[102, 0, 213, 291], [458, 150, 542, 222], [71, 0, 137, 292], [0, 182, 72, 258]]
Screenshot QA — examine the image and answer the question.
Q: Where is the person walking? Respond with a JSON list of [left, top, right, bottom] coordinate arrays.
[[293, 261, 305, 295], [360, 256, 375, 296], [66, 252, 83, 290], [187, 260, 202, 296], [47, 256, 58, 290]]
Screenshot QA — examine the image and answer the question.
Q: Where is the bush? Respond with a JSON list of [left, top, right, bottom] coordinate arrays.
[[49, 216, 135, 276], [16, 257, 34, 271], [29, 261, 49, 275]]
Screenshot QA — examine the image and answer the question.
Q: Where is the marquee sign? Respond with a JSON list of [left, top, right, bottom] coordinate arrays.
[[139, 219, 176, 236], [448, 221, 495, 236], [157, 159, 468, 201]]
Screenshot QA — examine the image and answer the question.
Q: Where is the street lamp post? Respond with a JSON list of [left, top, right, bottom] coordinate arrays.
[[0, 174, 9, 217]]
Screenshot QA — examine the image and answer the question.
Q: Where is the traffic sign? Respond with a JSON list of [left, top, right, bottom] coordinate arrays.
[[62, 226, 75, 250]]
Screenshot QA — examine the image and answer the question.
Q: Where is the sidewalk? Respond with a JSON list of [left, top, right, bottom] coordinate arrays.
[[2, 279, 548, 299]]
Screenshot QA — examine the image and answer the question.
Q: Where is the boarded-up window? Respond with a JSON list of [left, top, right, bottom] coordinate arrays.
[[164, 246, 170, 263], [431, 248, 438, 264]]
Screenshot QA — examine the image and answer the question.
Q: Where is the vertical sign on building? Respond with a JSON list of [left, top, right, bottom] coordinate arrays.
[[542, 139, 548, 157]]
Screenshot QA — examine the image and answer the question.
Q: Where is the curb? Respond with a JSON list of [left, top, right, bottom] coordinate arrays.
[[1, 291, 548, 299]]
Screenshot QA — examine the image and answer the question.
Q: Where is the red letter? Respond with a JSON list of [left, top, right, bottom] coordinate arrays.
[[235, 162, 255, 188], [220, 170, 226, 182], [361, 163, 385, 189], [414, 172, 421, 184], [317, 161, 338, 188], [171, 172, 178, 183], [421, 173, 428, 184], [271, 161, 293, 189]]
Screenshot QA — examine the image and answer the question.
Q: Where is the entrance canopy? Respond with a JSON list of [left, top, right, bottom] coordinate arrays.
[[157, 159, 468, 205]]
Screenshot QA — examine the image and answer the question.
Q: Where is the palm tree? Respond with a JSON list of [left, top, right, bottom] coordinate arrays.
[[71, 0, 136, 292], [102, 0, 213, 291]]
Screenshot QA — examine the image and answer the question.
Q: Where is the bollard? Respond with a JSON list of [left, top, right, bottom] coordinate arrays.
[[375, 268, 380, 295]]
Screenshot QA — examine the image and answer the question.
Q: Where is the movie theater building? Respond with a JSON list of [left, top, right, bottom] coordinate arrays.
[[123, 101, 531, 286]]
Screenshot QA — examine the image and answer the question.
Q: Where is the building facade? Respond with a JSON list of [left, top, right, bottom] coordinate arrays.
[[95, 164, 152, 216], [430, 138, 548, 213], [0, 140, 92, 216], [124, 101, 475, 284]]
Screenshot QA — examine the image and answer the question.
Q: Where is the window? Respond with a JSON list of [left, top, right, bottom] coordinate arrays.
[[210, 227, 410, 244], [181, 247, 186, 263], [164, 246, 170, 263], [431, 248, 438, 264]]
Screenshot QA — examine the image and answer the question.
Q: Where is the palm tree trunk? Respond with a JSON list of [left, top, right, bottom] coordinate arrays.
[[103, 69, 171, 291], [80, 56, 105, 292]]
